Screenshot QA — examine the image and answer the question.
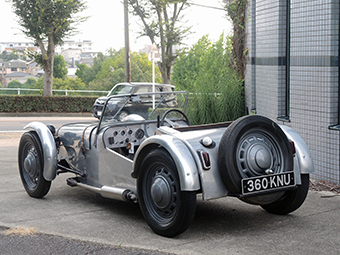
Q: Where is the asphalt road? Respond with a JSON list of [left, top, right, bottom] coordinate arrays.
[[0, 121, 340, 254], [0, 116, 95, 132]]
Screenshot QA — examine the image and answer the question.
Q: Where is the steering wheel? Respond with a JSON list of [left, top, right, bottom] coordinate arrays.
[[160, 109, 190, 127]]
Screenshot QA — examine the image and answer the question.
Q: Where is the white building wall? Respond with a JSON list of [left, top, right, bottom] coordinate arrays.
[[245, 0, 340, 184]]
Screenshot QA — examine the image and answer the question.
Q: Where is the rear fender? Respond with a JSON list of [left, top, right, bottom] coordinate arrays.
[[279, 125, 314, 177], [24, 122, 58, 181], [132, 135, 201, 191]]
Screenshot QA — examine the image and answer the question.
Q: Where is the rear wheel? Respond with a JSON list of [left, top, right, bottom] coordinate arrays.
[[218, 115, 293, 204], [18, 132, 51, 198], [261, 174, 310, 214], [137, 149, 196, 237]]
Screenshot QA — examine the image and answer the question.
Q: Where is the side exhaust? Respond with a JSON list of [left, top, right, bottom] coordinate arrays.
[[66, 178, 137, 203]]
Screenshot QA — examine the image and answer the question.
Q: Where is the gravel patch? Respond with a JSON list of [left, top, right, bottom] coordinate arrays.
[[310, 180, 340, 194]]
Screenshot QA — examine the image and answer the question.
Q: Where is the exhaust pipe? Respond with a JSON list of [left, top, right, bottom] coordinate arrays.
[[67, 178, 137, 203]]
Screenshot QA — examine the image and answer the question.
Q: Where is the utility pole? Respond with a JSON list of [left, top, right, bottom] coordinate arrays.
[[124, 0, 131, 83]]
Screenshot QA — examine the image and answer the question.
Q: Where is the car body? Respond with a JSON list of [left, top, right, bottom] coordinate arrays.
[[18, 90, 314, 237], [92, 82, 175, 119]]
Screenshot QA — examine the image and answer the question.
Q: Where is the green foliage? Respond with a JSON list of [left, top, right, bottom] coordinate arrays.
[[224, 0, 248, 79], [24, 78, 37, 88], [0, 78, 39, 95], [172, 34, 245, 124], [8, 0, 88, 46], [75, 63, 94, 85], [0, 95, 95, 113], [172, 35, 211, 91], [7, 80, 23, 88], [0, 51, 19, 61], [53, 55, 68, 79], [78, 48, 162, 91], [8, 0, 88, 96]]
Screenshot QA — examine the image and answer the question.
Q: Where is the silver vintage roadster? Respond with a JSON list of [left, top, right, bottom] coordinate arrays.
[[18, 91, 314, 237]]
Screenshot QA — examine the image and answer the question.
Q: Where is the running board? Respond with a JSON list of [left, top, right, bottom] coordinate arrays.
[[66, 177, 137, 203]]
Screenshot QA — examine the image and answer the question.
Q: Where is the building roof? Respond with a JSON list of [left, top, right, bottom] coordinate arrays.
[[4, 59, 27, 68], [5, 72, 28, 77]]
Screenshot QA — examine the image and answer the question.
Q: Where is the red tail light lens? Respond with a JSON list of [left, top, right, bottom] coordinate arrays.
[[198, 150, 211, 170], [289, 140, 296, 154]]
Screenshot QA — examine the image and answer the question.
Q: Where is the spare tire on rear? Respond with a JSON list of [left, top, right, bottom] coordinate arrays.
[[218, 115, 293, 195]]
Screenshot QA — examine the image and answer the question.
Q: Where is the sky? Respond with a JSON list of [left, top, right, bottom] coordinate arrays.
[[0, 0, 231, 53]]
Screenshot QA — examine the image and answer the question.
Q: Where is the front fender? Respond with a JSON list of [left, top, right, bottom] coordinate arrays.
[[24, 122, 58, 181], [132, 135, 201, 191], [279, 125, 314, 174]]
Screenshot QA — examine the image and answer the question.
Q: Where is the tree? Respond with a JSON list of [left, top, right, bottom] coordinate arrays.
[[224, 0, 247, 79], [53, 55, 68, 79], [172, 35, 244, 124], [6, 80, 23, 94], [75, 52, 106, 85], [128, 0, 191, 84], [172, 35, 211, 91], [7, 80, 23, 88], [84, 49, 162, 92], [8, 0, 87, 96], [0, 51, 19, 61], [75, 63, 94, 85]]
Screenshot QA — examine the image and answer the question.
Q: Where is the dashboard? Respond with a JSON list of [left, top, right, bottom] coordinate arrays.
[[102, 123, 158, 150]]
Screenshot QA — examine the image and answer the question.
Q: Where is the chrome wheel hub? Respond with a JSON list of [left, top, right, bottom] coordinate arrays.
[[151, 175, 171, 209], [248, 144, 272, 172], [24, 148, 38, 178], [237, 131, 282, 178]]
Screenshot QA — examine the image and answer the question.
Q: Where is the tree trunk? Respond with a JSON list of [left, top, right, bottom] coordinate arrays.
[[42, 37, 55, 96], [158, 62, 170, 84]]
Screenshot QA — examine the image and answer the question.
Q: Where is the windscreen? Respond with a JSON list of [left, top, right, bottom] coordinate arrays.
[[99, 91, 188, 127], [107, 85, 133, 96]]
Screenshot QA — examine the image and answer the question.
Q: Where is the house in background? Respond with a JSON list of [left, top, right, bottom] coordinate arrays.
[[4, 72, 39, 85], [4, 59, 27, 74], [245, 0, 339, 184], [79, 52, 97, 66], [58, 40, 93, 53], [61, 48, 82, 65]]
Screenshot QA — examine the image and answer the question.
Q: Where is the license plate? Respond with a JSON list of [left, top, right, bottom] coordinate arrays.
[[97, 111, 102, 116], [242, 172, 295, 195]]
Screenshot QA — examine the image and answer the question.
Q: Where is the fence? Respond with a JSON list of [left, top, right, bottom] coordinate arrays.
[[0, 88, 108, 96]]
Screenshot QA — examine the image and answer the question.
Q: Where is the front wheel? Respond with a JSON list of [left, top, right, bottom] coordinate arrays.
[[261, 174, 310, 215], [18, 132, 51, 198], [137, 149, 196, 237]]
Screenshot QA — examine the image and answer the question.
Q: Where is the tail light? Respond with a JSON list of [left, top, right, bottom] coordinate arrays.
[[289, 140, 296, 154], [197, 150, 211, 170]]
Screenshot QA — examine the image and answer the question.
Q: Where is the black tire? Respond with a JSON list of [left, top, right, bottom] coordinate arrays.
[[137, 148, 196, 237], [218, 115, 293, 195], [18, 132, 51, 198], [261, 174, 310, 215]]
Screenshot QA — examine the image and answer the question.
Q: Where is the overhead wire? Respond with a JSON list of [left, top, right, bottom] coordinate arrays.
[[188, 2, 225, 11]]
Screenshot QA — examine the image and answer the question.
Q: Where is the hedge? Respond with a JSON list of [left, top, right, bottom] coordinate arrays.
[[0, 95, 97, 113]]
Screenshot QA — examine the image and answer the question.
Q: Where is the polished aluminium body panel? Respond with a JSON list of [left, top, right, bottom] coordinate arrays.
[[133, 134, 201, 192], [134, 126, 229, 200], [24, 122, 58, 181], [96, 129, 137, 193], [170, 128, 229, 200], [279, 125, 315, 176]]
